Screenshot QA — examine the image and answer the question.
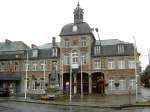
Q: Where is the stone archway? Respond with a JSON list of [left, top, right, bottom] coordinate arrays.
[[92, 72, 105, 94]]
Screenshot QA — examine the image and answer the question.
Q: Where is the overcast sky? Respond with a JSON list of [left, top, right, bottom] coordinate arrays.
[[0, 0, 149, 70]]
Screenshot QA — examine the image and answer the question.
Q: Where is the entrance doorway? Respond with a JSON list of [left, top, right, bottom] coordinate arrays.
[[77, 73, 89, 94], [92, 72, 105, 94]]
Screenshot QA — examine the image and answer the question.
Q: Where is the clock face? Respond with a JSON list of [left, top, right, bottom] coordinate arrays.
[[72, 25, 78, 32]]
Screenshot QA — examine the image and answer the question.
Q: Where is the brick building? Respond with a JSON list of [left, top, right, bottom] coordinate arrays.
[[0, 3, 141, 95]]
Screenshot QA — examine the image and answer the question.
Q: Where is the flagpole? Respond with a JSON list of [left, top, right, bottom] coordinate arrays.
[[25, 51, 28, 100], [44, 60, 46, 94], [70, 53, 72, 101], [133, 36, 138, 102], [81, 55, 83, 99], [61, 60, 64, 90]]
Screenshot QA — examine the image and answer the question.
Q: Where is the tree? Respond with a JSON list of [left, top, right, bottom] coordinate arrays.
[[141, 65, 150, 87]]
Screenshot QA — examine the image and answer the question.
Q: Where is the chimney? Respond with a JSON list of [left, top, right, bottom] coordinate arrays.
[[5, 39, 12, 44], [52, 37, 56, 46]]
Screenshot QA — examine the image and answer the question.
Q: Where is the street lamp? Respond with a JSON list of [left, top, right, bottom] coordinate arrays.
[[95, 28, 102, 71], [95, 28, 101, 46]]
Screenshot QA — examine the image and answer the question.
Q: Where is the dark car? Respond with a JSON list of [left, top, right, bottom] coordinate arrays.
[[0, 88, 10, 97]]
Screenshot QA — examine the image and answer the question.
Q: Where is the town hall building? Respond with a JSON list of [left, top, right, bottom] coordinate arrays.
[[0, 3, 140, 95]]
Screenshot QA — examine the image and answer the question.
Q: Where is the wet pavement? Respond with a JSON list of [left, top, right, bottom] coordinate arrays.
[[140, 87, 150, 101], [0, 101, 150, 112], [0, 87, 150, 112], [0, 94, 136, 107]]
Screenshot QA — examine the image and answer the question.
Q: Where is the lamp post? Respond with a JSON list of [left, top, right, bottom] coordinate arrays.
[[95, 28, 101, 45], [25, 51, 28, 100], [61, 60, 64, 90], [133, 36, 138, 102], [43, 60, 46, 94], [80, 55, 83, 99], [70, 53, 72, 101], [95, 28, 101, 65], [95, 28, 105, 94]]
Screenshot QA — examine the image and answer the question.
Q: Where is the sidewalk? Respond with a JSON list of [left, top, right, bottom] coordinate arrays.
[[1, 87, 150, 108], [0, 94, 137, 108]]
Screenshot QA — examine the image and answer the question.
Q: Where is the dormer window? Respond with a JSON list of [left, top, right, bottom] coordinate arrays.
[[32, 49, 38, 57], [94, 45, 101, 55], [118, 44, 124, 54], [52, 48, 57, 57], [72, 25, 78, 32]]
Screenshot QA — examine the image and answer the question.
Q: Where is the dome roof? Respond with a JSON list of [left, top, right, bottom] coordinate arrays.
[[59, 22, 92, 36]]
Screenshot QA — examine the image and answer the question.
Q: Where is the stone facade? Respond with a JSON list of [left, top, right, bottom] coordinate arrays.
[[0, 3, 141, 95]]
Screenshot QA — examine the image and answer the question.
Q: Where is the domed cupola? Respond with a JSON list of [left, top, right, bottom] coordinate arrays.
[[73, 2, 84, 23], [59, 2, 93, 36]]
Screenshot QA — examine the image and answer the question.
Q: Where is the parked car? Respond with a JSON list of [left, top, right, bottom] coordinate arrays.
[[0, 88, 10, 97]]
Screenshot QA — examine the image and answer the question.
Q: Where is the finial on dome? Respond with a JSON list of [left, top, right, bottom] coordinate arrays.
[[77, 1, 80, 7], [74, 1, 84, 23]]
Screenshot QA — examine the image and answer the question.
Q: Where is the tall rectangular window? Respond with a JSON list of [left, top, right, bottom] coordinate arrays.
[[64, 40, 70, 47], [119, 80, 126, 90], [118, 60, 125, 69], [72, 51, 78, 64], [33, 63, 37, 71], [108, 79, 115, 90], [129, 79, 136, 89], [81, 37, 86, 47], [94, 60, 101, 69], [81, 53, 86, 64], [64, 54, 69, 65], [40, 78, 44, 90], [108, 60, 115, 69], [128, 60, 135, 69], [41, 63, 45, 71]]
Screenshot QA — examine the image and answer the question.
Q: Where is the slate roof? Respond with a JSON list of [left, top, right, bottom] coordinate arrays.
[[38, 39, 131, 49], [93, 39, 134, 56], [0, 40, 30, 60], [59, 22, 93, 36], [27, 49, 55, 59], [0, 40, 30, 51], [95, 39, 129, 45], [38, 42, 60, 49]]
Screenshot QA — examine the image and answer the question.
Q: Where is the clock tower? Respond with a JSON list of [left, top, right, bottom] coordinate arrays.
[[73, 2, 84, 23], [59, 3, 95, 95]]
